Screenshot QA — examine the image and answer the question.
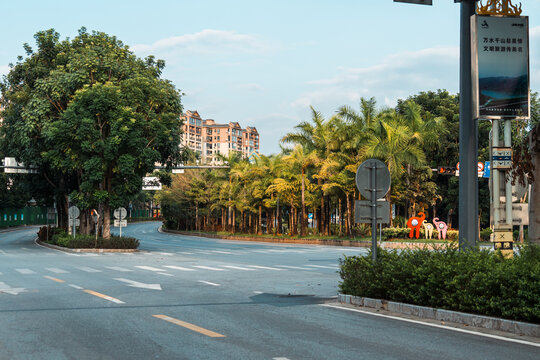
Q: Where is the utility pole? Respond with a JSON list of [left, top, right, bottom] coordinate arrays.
[[458, 0, 478, 250]]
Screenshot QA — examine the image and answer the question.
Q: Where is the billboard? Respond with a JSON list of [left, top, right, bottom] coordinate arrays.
[[472, 15, 530, 119]]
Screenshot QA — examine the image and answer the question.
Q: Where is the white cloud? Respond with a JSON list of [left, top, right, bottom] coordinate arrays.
[[0, 65, 9, 77], [131, 29, 272, 55], [236, 83, 264, 92], [531, 25, 540, 38], [293, 46, 460, 110]]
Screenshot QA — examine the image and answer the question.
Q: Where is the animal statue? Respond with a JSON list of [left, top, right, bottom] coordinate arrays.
[[432, 217, 448, 240], [422, 220, 434, 240], [406, 212, 426, 239]]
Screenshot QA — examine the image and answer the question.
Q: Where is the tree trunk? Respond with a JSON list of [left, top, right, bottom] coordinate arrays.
[[346, 192, 352, 237], [529, 126, 540, 244], [301, 169, 306, 236], [258, 206, 263, 235], [221, 208, 226, 231], [103, 202, 111, 239], [232, 209, 236, 234]]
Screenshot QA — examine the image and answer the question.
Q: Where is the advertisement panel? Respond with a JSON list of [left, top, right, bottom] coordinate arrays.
[[472, 15, 530, 119]]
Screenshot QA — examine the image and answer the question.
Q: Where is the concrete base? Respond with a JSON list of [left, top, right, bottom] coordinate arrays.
[[339, 294, 540, 337]]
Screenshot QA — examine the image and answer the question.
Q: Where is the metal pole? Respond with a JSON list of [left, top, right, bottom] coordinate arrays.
[[371, 161, 377, 262], [504, 119, 513, 225], [458, 0, 478, 250], [493, 120, 500, 225]]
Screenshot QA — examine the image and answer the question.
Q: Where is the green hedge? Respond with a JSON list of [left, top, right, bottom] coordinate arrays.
[[339, 246, 540, 324], [38, 226, 138, 249]]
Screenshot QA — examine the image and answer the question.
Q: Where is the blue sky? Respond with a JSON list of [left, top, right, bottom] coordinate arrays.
[[1, 0, 539, 154]]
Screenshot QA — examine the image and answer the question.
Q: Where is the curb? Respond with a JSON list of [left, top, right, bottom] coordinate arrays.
[[35, 239, 139, 253], [338, 294, 540, 337], [161, 228, 371, 247]]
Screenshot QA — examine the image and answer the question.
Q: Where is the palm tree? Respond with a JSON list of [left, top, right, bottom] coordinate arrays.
[[283, 144, 317, 236]]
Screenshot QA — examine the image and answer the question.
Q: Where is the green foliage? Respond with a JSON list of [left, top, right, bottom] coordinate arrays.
[[480, 227, 493, 242], [47, 231, 139, 249], [339, 246, 540, 323], [382, 227, 458, 241]]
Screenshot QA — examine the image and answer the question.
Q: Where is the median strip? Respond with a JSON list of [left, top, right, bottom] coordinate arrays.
[[152, 315, 225, 338], [83, 289, 125, 304]]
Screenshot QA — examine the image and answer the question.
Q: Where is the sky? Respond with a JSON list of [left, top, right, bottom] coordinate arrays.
[[1, 0, 539, 155]]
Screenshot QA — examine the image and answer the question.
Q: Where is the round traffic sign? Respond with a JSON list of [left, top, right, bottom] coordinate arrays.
[[355, 159, 391, 199], [114, 207, 127, 220], [68, 206, 80, 219]]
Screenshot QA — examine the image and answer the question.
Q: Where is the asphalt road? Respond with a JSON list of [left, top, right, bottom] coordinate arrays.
[[0, 222, 538, 360]]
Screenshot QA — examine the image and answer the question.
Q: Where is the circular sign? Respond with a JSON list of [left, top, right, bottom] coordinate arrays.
[[478, 162, 484, 172], [355, 159, 391, 199], [114, 207, 127, 220], [68, 206, 80, 219]]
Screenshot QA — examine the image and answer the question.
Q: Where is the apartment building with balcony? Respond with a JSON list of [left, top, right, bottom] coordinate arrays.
[[180, 110, 259, 164]]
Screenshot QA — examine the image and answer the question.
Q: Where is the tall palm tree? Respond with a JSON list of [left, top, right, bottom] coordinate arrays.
[[283, 144, 317, 236]]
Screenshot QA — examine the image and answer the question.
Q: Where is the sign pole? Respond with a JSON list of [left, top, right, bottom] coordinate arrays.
[[371, 161, 378, 262], [458, 0, 478, 250], [504, 119, 513, 225]]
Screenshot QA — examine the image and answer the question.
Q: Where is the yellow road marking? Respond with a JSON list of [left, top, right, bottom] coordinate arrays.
[[43, 275, 65, 283], [83, 289, 125, 304], [153, 315, 225, 338]]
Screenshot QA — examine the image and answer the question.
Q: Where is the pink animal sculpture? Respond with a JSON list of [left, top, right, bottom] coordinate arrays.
[[422, 220, 434, 240], [407, 212, 426, 239], [432, 217, 448, 240]]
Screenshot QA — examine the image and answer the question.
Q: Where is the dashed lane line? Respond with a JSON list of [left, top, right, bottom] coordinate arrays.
[[76, 266, 102, 273], [221, 265, 256, 271], [46, 268, 69, 274], [164, 265, 196, 271], [15, 268, 36, 274], [198, 280, 221, 287], [83, 289, 125, 304], [192, 265, 227, 271], [275, 265, 314, 270], [105, 266, 133, 272], [153, 315, 225, 338], [68, 284, 84, 290], [304, 265, 339, 269], [135, 266, 167, 272], [44, 275, 65, 283], [245, 265, 284, 271]]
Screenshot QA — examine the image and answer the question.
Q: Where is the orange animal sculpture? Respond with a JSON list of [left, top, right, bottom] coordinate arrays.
[[406, 212, 426, 239]]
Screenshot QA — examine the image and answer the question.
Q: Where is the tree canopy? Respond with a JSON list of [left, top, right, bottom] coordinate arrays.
[[0, 28, 184, 237]]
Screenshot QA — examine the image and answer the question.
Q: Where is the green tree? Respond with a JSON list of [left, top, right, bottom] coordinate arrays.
[[0, 28, 183, 238]]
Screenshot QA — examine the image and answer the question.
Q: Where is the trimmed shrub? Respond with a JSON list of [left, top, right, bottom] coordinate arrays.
[[339, 245, 540, 324], [46, 233, 139, 249]]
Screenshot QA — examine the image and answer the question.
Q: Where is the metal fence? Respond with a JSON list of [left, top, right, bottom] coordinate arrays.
[[0, 207, 49, 228]]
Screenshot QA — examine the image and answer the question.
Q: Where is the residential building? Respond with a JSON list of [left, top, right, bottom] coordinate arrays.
[[180, 110, 259, 164]]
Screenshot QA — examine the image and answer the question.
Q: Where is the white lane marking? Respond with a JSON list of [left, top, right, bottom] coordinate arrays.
[[209, 250, 234, 254], [198, 280, 221, 287], [158, 272, 174, 276], [222, 265, 256, 271], [46, 268, 69, 274], [192, 265, 227, 271], [105, 266, 133, 272], [245, 265, 284, 271], [68, 284, 84, 290], [276, 265, 314, 270], [135, 266, 166, 272], [304, 265, 339, 269], [178, 252, 194, 255], [273, 358, 291, 360], [114, 278, 162, 290], [0, 250, 7, 255], [195, 251, 214, 255], [157, 252, 174, 256], [320, 304, 540, 349], [76, 266, 102, 273], [164, 265, 196, 271], [0, 281, 26, 295], [253, 291, 263, 294], [15, 268, 36, 274]]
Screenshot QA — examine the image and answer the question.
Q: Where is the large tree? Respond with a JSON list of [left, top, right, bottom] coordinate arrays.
[[0, 28, 184, 238]]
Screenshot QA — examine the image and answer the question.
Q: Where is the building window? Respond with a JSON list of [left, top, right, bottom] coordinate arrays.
[[189, 118, 195, 125], [196, 120, 202, 126]]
